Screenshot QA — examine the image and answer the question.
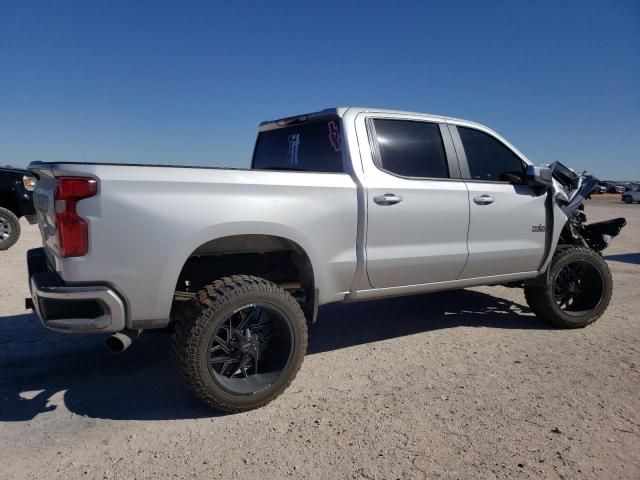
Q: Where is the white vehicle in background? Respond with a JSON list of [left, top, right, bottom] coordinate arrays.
[[622, 186, 640, 204]]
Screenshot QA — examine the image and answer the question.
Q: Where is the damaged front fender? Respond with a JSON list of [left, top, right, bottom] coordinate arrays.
[[538, 162, 626, 275]]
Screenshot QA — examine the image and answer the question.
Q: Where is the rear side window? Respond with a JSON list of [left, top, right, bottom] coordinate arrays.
[[252, 118, 343, 172], [371, 119, 449, 178], [458, 127, 525, 182]]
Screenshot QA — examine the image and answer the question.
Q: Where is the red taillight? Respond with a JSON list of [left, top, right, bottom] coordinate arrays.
[[54, 177, 98, 257]]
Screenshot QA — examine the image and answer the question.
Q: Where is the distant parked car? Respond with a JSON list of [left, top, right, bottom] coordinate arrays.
[[0, 167, 37, 250], [593, 184, 607, 194], [622, 187, 640, 204], [607, 184, 625, 194], [600, 182, 616, 193]]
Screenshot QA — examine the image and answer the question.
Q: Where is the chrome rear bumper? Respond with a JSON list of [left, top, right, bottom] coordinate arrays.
[[27, 248, 126, 333]]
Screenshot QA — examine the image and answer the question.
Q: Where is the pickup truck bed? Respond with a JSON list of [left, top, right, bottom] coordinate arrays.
[[30, 163, 358, 328]]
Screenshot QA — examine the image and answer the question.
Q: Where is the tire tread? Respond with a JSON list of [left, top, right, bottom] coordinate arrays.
[[172, 275, 307, 413], [0, 207, 20, 251], [524, 245, 613, 328]]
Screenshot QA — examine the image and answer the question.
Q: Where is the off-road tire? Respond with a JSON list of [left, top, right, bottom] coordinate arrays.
[[172, 275, 308, 413], [623, 195, 633, 204], [524, 246, 613, 328], [0, 207, 20, 251]]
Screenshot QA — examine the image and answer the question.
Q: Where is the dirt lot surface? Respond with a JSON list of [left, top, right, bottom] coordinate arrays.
[[1, 194, 638, 479]]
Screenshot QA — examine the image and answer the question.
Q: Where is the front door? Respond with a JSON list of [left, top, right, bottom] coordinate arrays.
[[451, 125, 547, 278]]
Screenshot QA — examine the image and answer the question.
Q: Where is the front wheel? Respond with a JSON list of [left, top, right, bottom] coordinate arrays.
[[0, 207, 20, 251], [172, 275, 308, 412], [524, 246, 613, 328], [623, 195, 633, 204]]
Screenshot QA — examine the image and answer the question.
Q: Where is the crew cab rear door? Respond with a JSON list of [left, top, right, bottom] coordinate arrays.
[[357, 113, 470, 288], [448, 123, 547, 278]]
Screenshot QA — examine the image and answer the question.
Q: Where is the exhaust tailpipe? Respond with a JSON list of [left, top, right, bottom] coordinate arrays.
[[105, 329, 141, 353]]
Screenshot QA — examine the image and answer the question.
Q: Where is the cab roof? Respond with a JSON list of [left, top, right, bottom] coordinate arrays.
[[258, 107, 487, 132]]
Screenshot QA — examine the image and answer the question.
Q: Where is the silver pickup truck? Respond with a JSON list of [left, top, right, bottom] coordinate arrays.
[[26, 107, 625, 412]]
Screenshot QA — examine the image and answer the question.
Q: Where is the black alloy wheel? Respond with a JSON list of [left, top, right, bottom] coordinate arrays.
[[173, 275, 308, 412], [552, 260, 604, 316], [207, 303, 294, 396], [524, 246, 613, 328]]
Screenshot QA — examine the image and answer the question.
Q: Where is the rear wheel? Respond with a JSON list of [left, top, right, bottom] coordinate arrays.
[[524, 246, 612, 328], [623, 195, 633, 204], [0, 207, 20, 251], [173, 275, 307, 412]]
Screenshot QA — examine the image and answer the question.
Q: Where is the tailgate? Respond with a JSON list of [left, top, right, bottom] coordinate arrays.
[[30, 166, 59, 265]]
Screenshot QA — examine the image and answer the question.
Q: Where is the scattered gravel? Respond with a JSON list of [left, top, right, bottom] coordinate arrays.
[[1, 195, 638, 479]]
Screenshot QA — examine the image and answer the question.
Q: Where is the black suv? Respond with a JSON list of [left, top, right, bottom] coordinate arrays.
[[0, 167, 37, 250]]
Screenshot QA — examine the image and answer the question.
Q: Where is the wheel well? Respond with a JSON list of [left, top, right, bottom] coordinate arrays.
[[0, 193, 20, 217], [173, 235, 317, 322]]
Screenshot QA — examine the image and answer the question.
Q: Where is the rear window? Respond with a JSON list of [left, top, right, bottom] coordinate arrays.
[[252, 118, 344, 172], [371, 119, 449, 178]]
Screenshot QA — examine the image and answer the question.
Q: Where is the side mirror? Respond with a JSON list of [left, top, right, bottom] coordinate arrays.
[[525, 165, 553, 187]]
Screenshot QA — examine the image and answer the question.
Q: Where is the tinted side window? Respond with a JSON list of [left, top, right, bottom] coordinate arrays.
[[252, 118, 343, 173], [458, 127, 525, 182], [372, 119, 449, 178]]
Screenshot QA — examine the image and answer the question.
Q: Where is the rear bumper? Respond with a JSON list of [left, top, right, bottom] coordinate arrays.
[[27, 248, 126, 333]]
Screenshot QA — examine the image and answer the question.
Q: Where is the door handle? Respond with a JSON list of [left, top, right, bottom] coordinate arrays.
[[374, 193, 403, 206], [473, 195, 495, 205]]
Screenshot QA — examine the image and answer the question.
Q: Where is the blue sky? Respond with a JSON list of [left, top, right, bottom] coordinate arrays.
[[1, 0, 638, 179]]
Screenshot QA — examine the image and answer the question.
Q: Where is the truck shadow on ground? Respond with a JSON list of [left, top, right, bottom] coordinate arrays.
[[605, 252, 640, 266], [0, 289, 546, 422]]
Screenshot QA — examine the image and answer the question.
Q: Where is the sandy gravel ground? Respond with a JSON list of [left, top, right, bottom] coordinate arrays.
[[1, 195, 638, 479]]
